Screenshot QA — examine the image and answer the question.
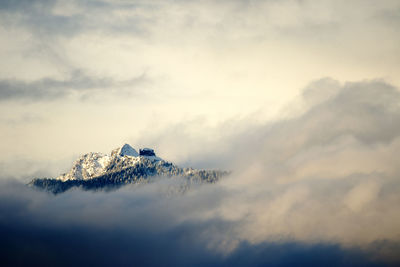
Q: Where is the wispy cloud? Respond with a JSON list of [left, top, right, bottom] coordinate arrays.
[[0, 70, 149, 101]]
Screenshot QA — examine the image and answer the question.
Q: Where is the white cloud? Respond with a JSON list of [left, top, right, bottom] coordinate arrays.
[[0, 1, 400, 264]]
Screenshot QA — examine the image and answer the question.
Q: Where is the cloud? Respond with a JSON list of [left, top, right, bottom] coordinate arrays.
[[0, 70, 148, 101], [131, 78, 400, 257], [0, 179, 394, 267], [0, 0, 151, 38], [0, 0, 85, 36], [0, 0, 399, 263], [2, 0, 399, 43], [1, 78, 400, 265], [136, 79, 400, 170]]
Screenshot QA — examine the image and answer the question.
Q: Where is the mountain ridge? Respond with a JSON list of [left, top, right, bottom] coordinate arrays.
[[29, 144, 229, 194]]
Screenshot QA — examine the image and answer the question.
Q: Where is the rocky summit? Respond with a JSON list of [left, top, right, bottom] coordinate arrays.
[[29, 144, 229, 194]]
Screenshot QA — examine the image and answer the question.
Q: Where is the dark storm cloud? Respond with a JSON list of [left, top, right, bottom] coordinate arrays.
[[0, 70, 148, 101], [0, 179, 392, 267]]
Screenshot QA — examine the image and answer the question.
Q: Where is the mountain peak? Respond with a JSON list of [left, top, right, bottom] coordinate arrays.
[[118, 144, 139, 157], [30, 144, 229, 193]]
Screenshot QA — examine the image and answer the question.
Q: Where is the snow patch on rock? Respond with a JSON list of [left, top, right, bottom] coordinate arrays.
[[56, 144, 162, 181], [119, 144, 139, 157]]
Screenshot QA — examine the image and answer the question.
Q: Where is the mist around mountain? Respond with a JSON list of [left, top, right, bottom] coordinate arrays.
[[2, 80, 400, 266], [29, 144, 228, 194]]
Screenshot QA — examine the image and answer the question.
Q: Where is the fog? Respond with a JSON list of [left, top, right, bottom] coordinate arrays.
[[1, 79, 400, 266]]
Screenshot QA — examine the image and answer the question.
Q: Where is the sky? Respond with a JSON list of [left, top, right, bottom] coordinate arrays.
[[1, 0, 400, 266]]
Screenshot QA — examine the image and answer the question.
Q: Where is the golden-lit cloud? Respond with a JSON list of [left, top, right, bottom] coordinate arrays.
[[1, 1, 400, 265]]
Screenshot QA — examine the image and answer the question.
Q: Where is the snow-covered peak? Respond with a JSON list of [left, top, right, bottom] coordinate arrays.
[[34, 143, 229, 194], [111, 144, 139, 157], [119, 144, 139, 157], [56, 144, 163, 181], [57, 152, 111, 181]]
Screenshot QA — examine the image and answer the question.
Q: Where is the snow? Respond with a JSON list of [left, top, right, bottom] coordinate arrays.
[[56, 144, 163, 181], [46, 143, 226, 190], [57, 152, 112, 181], [119, 144, 139, 157], [97, 155, 111, 168], [139, 155, 162, 161]]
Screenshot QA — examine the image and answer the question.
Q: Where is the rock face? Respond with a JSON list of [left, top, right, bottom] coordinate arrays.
[[139, 148, 155, 156], [29, 144, 229, 194], [112, 143, 139, 157]]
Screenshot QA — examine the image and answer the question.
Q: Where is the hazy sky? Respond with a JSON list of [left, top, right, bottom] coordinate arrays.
[[1, 0, 399, 172], [1, 1, 400, 266]]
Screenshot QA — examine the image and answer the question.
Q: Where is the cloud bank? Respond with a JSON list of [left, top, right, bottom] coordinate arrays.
[[0, 180, 390, 267], [0, 70, 148, 101], [1, 79, 400, 266]]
